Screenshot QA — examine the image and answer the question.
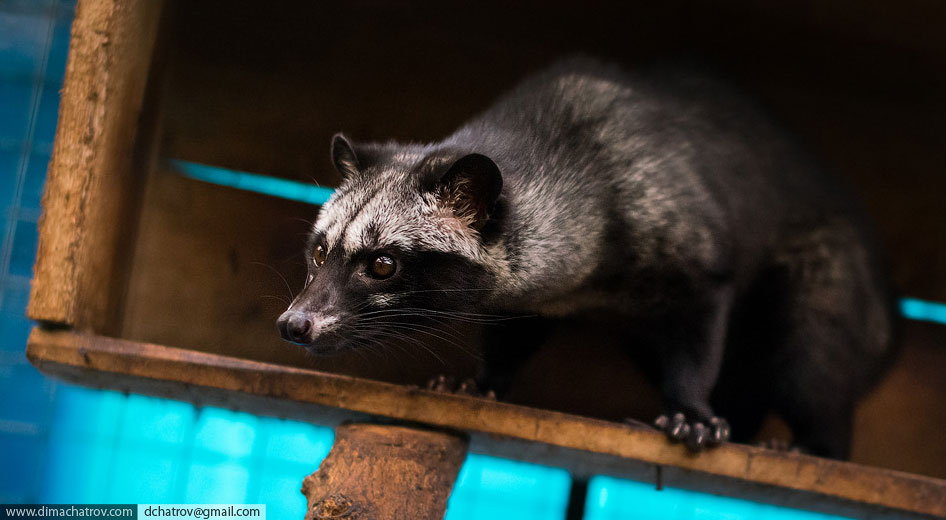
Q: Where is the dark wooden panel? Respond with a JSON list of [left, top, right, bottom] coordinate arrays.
[[852, 322, 946, 479], [156, 0, 945, 299]]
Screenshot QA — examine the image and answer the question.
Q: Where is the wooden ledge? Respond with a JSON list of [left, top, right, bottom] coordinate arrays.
[[26, 327, 946, 519]]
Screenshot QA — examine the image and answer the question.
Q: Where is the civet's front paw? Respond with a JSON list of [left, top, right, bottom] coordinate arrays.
[[426, 375, 496, 399], [654, 412, 731, 452]]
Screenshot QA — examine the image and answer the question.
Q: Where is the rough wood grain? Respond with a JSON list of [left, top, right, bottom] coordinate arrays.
[[301, 424, 467, 520], [25, 328, 946, 519], [27, 0, 164, 334]]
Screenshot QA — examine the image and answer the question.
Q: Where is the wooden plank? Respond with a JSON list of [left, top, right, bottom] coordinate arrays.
[[852, 322, 946, 480], [302, 424, 468, 520], [27, 0, 164, 333], [26, 328, 946, 519]]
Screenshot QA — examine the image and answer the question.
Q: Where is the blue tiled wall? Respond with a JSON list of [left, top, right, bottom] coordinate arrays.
[[0, 0, 74, 504], [584, 477, 851, 520], [40, 389, 334, 517]]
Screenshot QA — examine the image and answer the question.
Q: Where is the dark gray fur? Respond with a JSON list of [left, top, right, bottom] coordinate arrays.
[[277, 58, 896, 459]]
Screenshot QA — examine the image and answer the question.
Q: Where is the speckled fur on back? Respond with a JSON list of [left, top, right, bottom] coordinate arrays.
[[278, 57, 896, 459]]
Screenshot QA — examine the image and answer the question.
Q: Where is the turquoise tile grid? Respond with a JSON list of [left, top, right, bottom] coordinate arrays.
[[0, 0, 76, 503], [40, 388, 333, 519], [584, 476, 857, 520], [446, 455, 572, 520]]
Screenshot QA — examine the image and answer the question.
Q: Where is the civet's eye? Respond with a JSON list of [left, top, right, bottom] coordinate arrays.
[[313, 245, 327, 267], [369, 255, 396, 279]]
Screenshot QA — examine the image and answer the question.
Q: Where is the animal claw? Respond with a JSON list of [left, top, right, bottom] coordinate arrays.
[[426, 374, 495, 398], [655, 412, 731, 452]]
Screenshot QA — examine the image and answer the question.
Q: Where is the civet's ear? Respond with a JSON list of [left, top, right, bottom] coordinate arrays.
[[330, 133, 362, 179], [435, 153, 503, 230]]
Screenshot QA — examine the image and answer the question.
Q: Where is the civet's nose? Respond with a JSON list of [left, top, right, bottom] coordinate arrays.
[[277, 310, 313, 344]]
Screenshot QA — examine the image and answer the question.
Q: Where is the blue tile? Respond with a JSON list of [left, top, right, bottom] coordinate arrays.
[[0, 2, 57, 16], [446, 454, 571, 520], [192, 407, 258, 459], [0, 275, 31, 317], [41, 436, 116, 502], [0, 432, 45, 503], [118, 394, 195, 445], [255, 470, 308, 519], [31, 83, 61, 151], [0, 313, 32, 353], [0, 11, 50, 80], [21, 151, 50, 212], [42, 387, 197, 504], [44, 11, 72, 83], [0, 148, 21, 214], [0, 363, 54, 426], [262, 418, 333, 465], [9, 219, 38, 277], [584, 476, 855, 520], [0, 312, 31, 358], [184, 461, 251, 503], [48, 385, 127, 440], [0, 80, 34, 142], [106, 447, 180, 503]]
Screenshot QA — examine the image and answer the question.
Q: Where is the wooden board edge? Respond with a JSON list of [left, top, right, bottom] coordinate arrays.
[[28, 0, 164, 331], [25, 327, 946, 518]]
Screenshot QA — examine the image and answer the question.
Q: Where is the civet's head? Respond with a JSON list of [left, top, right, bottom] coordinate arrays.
[[277, 134, 504, 353]]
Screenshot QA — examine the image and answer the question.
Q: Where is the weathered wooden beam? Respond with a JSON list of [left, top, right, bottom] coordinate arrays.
[[27, 0, 164, 334], [25, 328, 946, 519], [302, 424, 467, 520]]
